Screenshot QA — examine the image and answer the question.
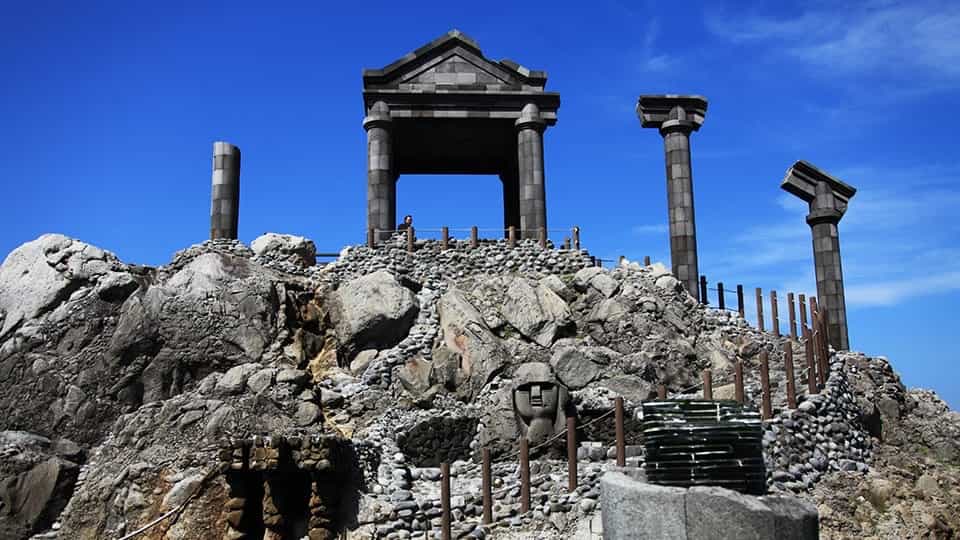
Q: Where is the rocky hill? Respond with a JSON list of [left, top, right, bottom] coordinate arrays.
[[0, 233, 957, 539]]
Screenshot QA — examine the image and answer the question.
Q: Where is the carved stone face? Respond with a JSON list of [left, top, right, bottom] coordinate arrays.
[[512, 362, 568, 445]]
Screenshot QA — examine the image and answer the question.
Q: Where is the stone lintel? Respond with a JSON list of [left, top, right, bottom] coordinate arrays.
[[363, 90, 560, 125], [637, 94, 708, 130], [781, 160, 857, 209]]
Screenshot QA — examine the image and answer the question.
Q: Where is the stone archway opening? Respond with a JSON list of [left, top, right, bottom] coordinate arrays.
[[396, 174, 507, 236], [362, 30, 560, 242]]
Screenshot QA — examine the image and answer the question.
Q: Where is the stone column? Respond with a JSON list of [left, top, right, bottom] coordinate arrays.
[[210, 141, 241, 240], [637, 96, 708, 301], [363, 101, 395, 243], [781, 160, 857, 351], [516, 104, 547, 240]]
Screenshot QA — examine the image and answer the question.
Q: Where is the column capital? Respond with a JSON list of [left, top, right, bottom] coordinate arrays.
[[362, 101, 392, 131], [515, 103, 546, 132], [637, 94, 708, 133], [781, 160, 857, 219]]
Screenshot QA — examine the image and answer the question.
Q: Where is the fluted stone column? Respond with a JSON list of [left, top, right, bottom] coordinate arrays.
[[781, 160, 857, 351], [210, 141, 241, 240], [637, 95, 708, 301], [516, 103, 547, 240], [363, 101, 395, 243]]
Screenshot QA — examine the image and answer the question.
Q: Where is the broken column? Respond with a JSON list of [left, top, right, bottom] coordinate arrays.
[[210, 141, 241, 240], [637, 95, 708, 300], [363, 101, 395, 243], [781, 160, 856, 351], [516, 103, 548, 239]]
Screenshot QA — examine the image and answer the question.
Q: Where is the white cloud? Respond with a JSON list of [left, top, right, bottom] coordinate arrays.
[[705, 2, 960, 90], [847, 271, 960, 307], [635, 19, 676, 73]]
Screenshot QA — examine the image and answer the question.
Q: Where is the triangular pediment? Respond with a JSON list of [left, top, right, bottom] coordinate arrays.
[[363, 30, 547, 92], [397, 51, 516, 89]]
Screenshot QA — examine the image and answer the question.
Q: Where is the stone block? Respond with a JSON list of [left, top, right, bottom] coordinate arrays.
[[601, 472, 687, 539]]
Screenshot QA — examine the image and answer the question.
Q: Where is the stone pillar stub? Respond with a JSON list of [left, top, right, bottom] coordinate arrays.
[[210, 141, 241, 240], [781, 160, 857, 351], [363, 101, 395, 243], [516, 103, 548, 240], [637, 95, 708, 301]]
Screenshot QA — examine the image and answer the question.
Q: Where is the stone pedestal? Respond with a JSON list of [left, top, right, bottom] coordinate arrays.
[[637, 96, 708, 301], [516, 103, 548, 239], [210, 141, 241, 240], [781, 161, 856, 351], [600, 472, 819, 540], [364, 101, 395, 243]]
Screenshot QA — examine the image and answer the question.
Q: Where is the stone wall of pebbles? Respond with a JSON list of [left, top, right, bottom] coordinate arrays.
[[762, 352, 874, 493]]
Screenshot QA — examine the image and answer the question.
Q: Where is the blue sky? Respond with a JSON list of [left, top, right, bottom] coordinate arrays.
[[2, 1, 958, 406]]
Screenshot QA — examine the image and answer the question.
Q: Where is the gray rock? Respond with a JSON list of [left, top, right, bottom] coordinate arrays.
[[549, 346, 615, 390], [329, 270, 419, 354], [295, 402, 321, 426], [398, 355, 432, 397], [246, 368, 276, 394], [162, 470, 205, 509], [501, 278, 571, 347], [351, 349, 379, 375], [215, 364, 261, 395], [95, 271, 139, 302], [0, 234, 116, 337], [251, 233, 317, 267]]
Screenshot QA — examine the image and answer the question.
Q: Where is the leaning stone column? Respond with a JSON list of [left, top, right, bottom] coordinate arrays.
[[210, 141, 241, 240], [516, 103, 548, 240], [781, 160, 856, 351], [363, 101, 395, 243], [637, 95, 708, 301]]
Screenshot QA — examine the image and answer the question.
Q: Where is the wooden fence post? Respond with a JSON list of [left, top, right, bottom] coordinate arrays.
[[367, 228, 375, 248], [538, 227, 547, 248], [481, 448, 492, 525], [441, 226, 449, 251], [441, 462, 451, 540], [563, 237, 571, 250], [567, 416, 577, 491], [406, 226, 415, 253], [572, 226, 581, 250], [700, 275, 709, 305], [508, 225, 516, 248], [756, 288, 765, 332], [470, 226, 478, 248], [771, 290, 780, 338], [760, 351, 772, 420], [788, 292, 797, 340], [799, 294, 808, 340], [615, 398, 626, 467], [717, 282, 726, 310], [519, 437, 530, 512], [737, 285, 745, 317], [644, 255, 651, 266], [784, 345, 797, 409], [702, 369, 713, 400]]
